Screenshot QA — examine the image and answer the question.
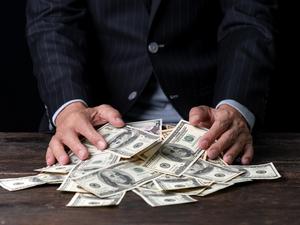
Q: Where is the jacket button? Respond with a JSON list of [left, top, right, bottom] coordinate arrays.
[[169, 94, 179, 99], [148, 42, 159, 54], [128, 91, 137, 101]]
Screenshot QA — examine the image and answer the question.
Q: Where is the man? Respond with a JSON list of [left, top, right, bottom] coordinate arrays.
[[26, 1, 277, 166]]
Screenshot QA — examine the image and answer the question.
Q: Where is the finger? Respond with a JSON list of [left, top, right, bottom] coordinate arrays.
[[46, 147, 56, 166], [49, 136, 69, 165], [189, 106, 213, 127], [62, 131, 90, 160], [199, 118, 232, 149], [76, 120, 107, 150], [241, 143, 254, 165], [206, 128, 238, 159], [223, 140, 245, 165], [97, 104, 125, 127]]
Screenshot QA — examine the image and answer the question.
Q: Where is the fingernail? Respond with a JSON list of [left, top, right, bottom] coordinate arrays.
[[207, 149, 218, 159], [97, 141, 106, 150], [79, 149, 87, 159], [46, 159, 51, 166], [59, 155, 67, 164], [190, 115, 200, 123], [225, 155, 233, 164], [243, 157, 250, 165], [115, 117, 123, 122], [199, 140, 208, 149]]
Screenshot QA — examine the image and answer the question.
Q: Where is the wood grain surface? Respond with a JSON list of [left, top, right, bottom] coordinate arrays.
[[0, 132, 299, 225]]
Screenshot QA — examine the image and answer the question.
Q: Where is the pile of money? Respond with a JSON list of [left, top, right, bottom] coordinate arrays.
[[0, 119, 281, 207]]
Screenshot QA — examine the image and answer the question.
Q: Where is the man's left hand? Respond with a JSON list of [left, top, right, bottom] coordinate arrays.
[[189, 104, 253, 165]]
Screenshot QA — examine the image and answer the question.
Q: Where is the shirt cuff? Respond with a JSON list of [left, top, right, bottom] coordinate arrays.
[[216, 99, 255, 131], [52, 99, 88, 126]]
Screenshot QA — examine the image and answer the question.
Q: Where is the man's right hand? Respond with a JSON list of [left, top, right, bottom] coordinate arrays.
[[46, 102, 125, 166]]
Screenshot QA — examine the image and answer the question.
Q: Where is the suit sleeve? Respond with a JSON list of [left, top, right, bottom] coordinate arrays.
[[26, 0, 90, 119], [214, 0, 277, 125]]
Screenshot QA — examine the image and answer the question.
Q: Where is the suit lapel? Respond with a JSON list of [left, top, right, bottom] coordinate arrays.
[[149, 0, 161, 27]]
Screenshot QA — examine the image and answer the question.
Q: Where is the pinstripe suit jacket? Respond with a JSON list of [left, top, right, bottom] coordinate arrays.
[[26, 0, 277, 128]]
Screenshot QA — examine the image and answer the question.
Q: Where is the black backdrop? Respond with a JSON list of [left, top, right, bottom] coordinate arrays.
[[0, 1, 299, 132]]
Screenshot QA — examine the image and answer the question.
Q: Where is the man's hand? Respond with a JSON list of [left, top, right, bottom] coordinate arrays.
[[46, 102, 125, 166], [189, 105, 253, 165]]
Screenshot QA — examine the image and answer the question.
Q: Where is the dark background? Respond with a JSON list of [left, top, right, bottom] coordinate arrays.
[[0, 1, 299, 132]]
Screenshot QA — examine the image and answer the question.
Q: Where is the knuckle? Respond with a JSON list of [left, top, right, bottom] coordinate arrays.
[[50, 135, 60, 146], [98, 104, 112, 112], [218, 119, 229, 130], [227, 130, 237, 142], [72, 146, 82, 154], [236, 119, 248, 130], [190, 106, 198, 113], [203, 132, 213, 143], [211, 144, 220, 153]]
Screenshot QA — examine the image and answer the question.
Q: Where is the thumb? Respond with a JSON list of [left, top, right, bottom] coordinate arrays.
[[189, 106, 214, 127]]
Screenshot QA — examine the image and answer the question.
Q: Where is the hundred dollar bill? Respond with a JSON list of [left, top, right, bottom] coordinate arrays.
[[230, 163, 281, 180], [57, 152, 120, 193], [93, 124, 160, 158], [66, 192, 125, 207], [153, 174, 207, 191], [71, 151, 120, 178], [73, 161, 161, 198], [207, 156, 228, 167], [133, 188, 197, 207], [34, 152, 81, 174], [127, 119, 162, 136], [163, 124, 176, 130], [173, 186, 210, 196], [140, 181, 161, 191], [185, 159, 242, 183], [0, 172, 69, 191], [143, 120, 206, 176], [0, 174, 46, 191], [138, 142, 162, 161], [161, 128, 174, 140], [197, 182, 234, 197], [37, 173, 67, 184]]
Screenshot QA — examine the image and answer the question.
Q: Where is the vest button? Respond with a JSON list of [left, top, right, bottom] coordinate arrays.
[[148, 42, 159, 54]]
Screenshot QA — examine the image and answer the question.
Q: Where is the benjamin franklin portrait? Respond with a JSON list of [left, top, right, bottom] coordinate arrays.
[[189, 160, 214, 175], [108, 129, 139, 148], [98, 169, 134, 188], [159, 144, 193, 162]]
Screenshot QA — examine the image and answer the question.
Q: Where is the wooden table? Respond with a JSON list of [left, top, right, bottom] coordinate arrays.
[[0, 132, 299, 225]]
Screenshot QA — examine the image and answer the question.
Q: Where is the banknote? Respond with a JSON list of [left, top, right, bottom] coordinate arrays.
[[0, 174, 46, 191], [34, 152, 81, 174], [94, 124, 160, 158], [57, 151, 120, 193], [133, 188, 197, 207], [144, 120, 206, 176], [185, 159, 242, 183], [73, 161, 161, 198], [140, 181, 160, 191], [37, 173, 67, 184], [138, 142, 162, 161], [207, 156, 228, 167], [163, 124, 176, 130], [153, 174, 207, 191], [230, 163, 281, 180], [127, 119, 162, 136], [197, 182, 234, 196], [161, 128, 174, 140], [57, 165, 89, 193], [70, 151, 120, 178], [66, 192, 125, 207]]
